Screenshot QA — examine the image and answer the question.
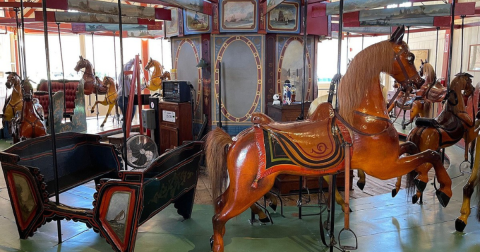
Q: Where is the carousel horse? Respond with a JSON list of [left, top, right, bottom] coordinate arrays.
[[205, 27, 452, 252], [387, 81, 416, 129], [12, 78, 47, 143], [2, 72, 23, 122], [74, 55, 107, 95], [144, 57, 171, 91], [392, 73, 476, 204], [91, 76, 118, 127], [407, 60, 447, 125]]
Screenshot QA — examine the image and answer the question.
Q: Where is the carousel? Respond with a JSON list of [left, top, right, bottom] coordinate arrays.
[[0, 0, 479, 252]]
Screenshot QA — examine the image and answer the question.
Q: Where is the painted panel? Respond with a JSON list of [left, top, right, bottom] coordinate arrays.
[[166, 8, 180, 37], [106, 192, 131, 243], [267, 0, 300, 34], [11, 173, 37, 225], [326, 0, 408, 15], [359, 4, 451, 22], [172, 37, 203, 123], [276, 35, 314, 102], [219, 0, 259, 33], [212, 35, 264, 134], [183, 9, 212, 35]]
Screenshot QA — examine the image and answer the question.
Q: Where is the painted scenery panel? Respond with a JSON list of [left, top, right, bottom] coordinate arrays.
[[267, 1, 300, 33], [106, 192, 131, 243], [166, 8, 180, 37], [12, 173, 36, 223], [177, 43, 202, 118], [184, 9, 211, 34], [220, 0, 258, 32]]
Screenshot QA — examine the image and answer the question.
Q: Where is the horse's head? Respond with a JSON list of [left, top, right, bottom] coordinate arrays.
[[145, 57, 154, 71], [21, 78, 33, 102], [102, 76, 115, 88], [74, 55, 88, 72], [389, 26, 424, 90], [452, 72, 474, 98], [6, 72, 21, 89]]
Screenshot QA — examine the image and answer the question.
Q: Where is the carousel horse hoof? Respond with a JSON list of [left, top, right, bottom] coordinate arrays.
[[391, 189, 398, 198], [435, 190, 450, 207], [259, 216, 271, 224], [455, 218, 466, 232], [100, 123, 105, 127], [414, 179, 427, 192], [357, 181, 365, 191], [412, 195, 419, 204], [210, 236, 214, 250], [90, 109, 94, 113], [269, 202, 277, 212]]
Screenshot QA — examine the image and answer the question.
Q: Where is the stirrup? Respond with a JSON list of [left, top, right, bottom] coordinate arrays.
[[338, 228, 358, 251], [452, 160, 472, 179]]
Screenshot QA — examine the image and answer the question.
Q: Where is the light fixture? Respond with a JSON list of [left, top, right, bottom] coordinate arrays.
[[196, 58, 208, 69]]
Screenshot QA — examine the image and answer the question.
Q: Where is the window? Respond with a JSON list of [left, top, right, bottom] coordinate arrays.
[[149, 38, 172, 71]]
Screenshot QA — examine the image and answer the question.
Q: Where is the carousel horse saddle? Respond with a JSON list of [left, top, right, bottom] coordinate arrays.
[[415, 114, 464, 140], [396, 95, 416, 109], [425, 83, 447, 103], [252, 103, 344, 168]]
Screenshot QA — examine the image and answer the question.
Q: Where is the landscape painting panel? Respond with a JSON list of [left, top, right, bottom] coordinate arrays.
[[222, 0, 256, 30], [184, 9, 211, 34], [267, 1, 299, 33], [166, 8, 179, 37]]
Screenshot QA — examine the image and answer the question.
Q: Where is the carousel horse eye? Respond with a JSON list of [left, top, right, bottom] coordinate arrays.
[[407, 53, 415, 64]]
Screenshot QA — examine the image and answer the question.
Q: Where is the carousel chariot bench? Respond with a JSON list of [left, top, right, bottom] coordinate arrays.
[[0, 132, 203, 252]]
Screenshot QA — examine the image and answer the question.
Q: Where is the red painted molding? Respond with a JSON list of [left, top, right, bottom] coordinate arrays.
[[455, 2, 476, 16], [45, 0, 68, 10], [307, 3, 329, 35], [433, 16, 451, 27], [34, 11, 55, 22], [0, 2, 41, 8], [155, 8, 172, 21]]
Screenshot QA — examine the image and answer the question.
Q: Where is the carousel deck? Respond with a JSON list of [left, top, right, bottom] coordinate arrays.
[[0, 123, 479, 251]]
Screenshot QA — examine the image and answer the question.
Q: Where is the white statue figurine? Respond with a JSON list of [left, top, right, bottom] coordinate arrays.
[[272, 94, 281, 105]]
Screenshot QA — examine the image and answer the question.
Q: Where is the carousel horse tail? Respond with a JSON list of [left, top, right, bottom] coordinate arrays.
[[405, 169, 419, 197], [205, 127, 233, 201]]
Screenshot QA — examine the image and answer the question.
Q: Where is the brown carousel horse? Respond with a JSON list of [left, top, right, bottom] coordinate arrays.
[[144, 57, 170, 91], [74, 55, 107, 95], [12, 78, 47, 143], [408, 60, 447, 123], [205, 27, 451, 252], [391, 73, 476, 204], [91, 76, 118, 127], [2, 72, 23, 122]]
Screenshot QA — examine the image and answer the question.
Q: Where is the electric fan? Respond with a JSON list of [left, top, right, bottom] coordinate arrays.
[[125, 135, 158, 169]]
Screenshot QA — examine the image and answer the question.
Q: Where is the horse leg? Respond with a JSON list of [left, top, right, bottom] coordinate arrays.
[[249, 204, 270, 223], [323, 175, 351, 212], [212, 175, 275, 252], [392, 141, 419, 197], [101, 104, 114, 127], [364, 150, 452, 207], [356, 170, 366, 190], [456, 135, 480, 232], [407, 102, 421, 125]]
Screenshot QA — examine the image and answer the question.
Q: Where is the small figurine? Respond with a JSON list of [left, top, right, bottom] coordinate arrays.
[[283, 80, 292, 105], [272, 94, 281, 105], [291, 83, 296, 102]]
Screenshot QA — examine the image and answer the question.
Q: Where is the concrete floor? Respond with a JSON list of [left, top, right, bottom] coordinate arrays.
[[0, 122, 480, 251]]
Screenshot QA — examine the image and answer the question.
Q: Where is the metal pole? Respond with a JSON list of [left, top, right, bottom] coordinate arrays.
[[330, 1, 343, 251], [91, 33, 99, 120], [406, 26, 410, 44], [13, 8, 22, 77], [20, 0, 27, 78], [460, 16, 465, 73], [435, 27, 439, 73], [361, 34, 364, 50], [118, 0, 127, 170], [446, 0, 456, 90], [346, 32, 349, 66], [217, 62, 222, 128], [334, 0, 344, 109], [57, 23, 67, 120], [113, 32, 120, 122], [42, 0, 62, 244], [298, 0, 308, 120]]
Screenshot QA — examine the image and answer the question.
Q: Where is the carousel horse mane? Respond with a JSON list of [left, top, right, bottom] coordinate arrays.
[[338, 40, 396, 124], [421, 61, 436, 85]]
